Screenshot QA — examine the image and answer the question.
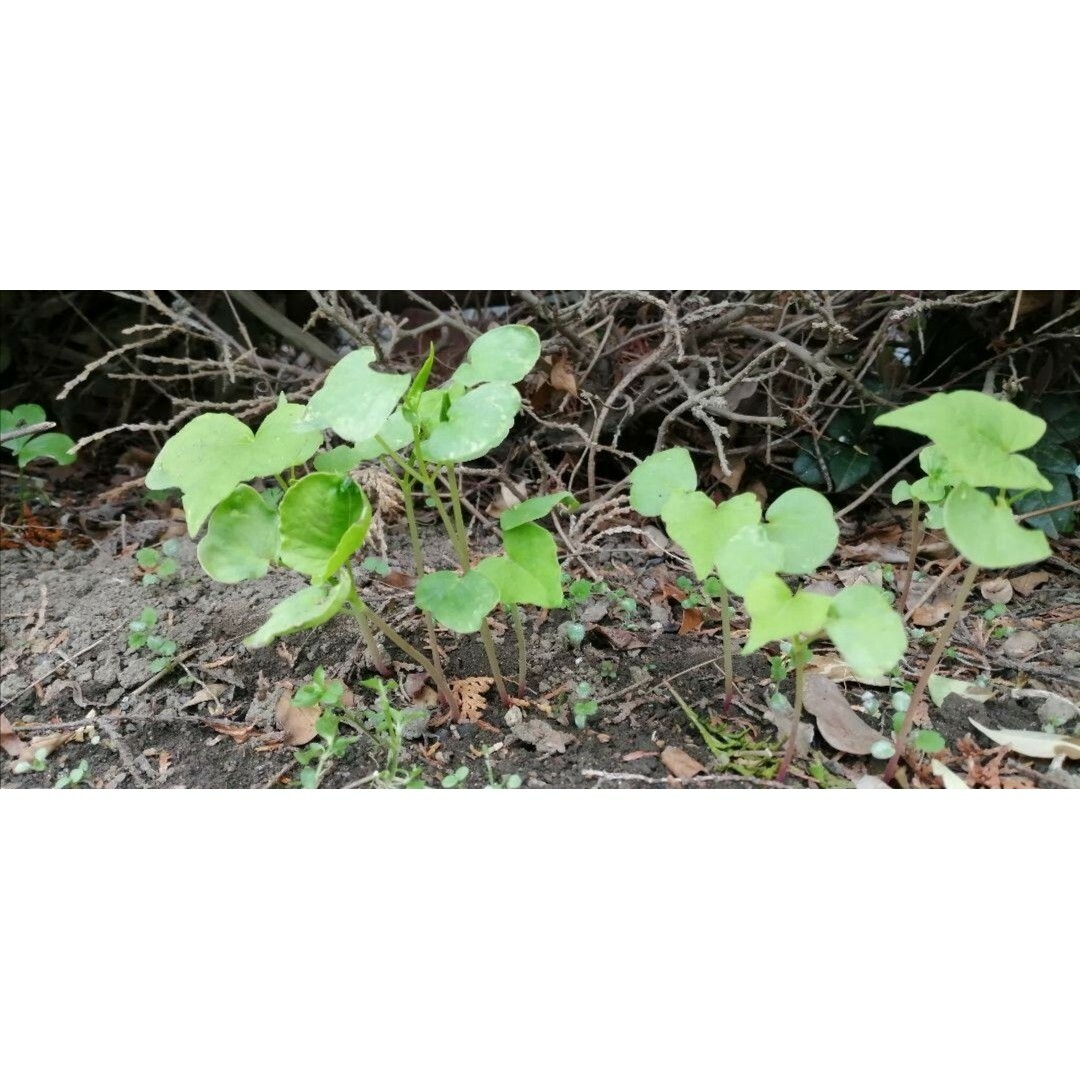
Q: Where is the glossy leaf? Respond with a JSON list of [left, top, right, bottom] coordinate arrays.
[[943, 483, 1051, 569], [420, 382, 522, 463], [499, 491, 579, 531], [628, 447, 697, 516], [742, 576, 831, 653], [452, 324, 541, 387], [302, 347, 410, 444], [475, 522, 563, 608], [279, 473, 372, 584], [660, 491, 762, 580], [415, 569, 500, 633], [824, 584, 907, 680], [764, 487, 839, 574], [198, 484, 280, 582], [874, 390, 1051, 492], [243, 573, 352, 649]]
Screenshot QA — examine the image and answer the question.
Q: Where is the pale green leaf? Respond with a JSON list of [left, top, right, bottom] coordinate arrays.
[[628, 447, 697, 516], [660, 491, 762, 580], [928, 675, 995, 708], [475, 522, 563, 608], [742, 576, 831, 653], [415, 569, 500, 633], [453, 325, 541, 387], [713, 525, 784, 596], [0, 405, 46, 453], [16, 433, 76, 467], [251, 394, 323, 475], [943, 483, 1051, 569], [824, 584, 907, 681], [499, 492, 579, 531], [419, 382, 522, 463], [314, 444, 366, 474], [197, 484, 280, 583], [243, 573, 352, 649], [764, 487, 839, 574], [302, 348, 410, 444], [279, 473, 372, 584]]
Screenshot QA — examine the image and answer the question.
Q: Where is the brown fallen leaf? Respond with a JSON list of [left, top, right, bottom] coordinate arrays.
[[588, 624, 649, 651], [678, 607, 704, 635], [1002, 630, 1039, 660], [969, 718, 1080, 761], [550, 355, 578, 396], [182, 683, 228, 716], [911, 597, 952, 626], [804, 653, 891, 687], [1008, 571, 1050, 597], [504, 705, 574, 757], [660, 745, 706, 779], [21, 729, 75, 764], [979, 577, 1013, 605], [275, 691, 320, 747], [622, 750, 659, 762], [802, 675, 885, 755], [839, 542, 908, 564], [452, 677, 494, 722], [835, 564, 883, 590], [1, 713, 28, 759], [206, 720, 258, 744]]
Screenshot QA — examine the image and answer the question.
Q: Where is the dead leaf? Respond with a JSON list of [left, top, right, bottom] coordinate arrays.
[[804, 653, 891, 687], [839, 541, 908, 564], [550, 356, 578, 396], [854, 775, 890, 789], [452, 677, 494, 722], [275, 691, 320, 747], [969, 717, 1080, 761], [588, 625, 649, 651], [22, 730, 75, 763], [622, 750, 658, 762], [678, 607, 704, 635], [1002, 630, 1039, 660], [911, 598, 952, 626], [1008, 571, 1050, 597], [835, 564, 883, 590], [660, 745, 706, 779], [931, 759, 969, 790], [206, 720, 258, 745], [182, 683, 228, 716], [1, 714, 28, 759], [802, 675, 885, 755], [979, 577, 1013, 605], [504, 705, 574, 757], [712, 456, 747, 493], [928, 675, 995, 708]]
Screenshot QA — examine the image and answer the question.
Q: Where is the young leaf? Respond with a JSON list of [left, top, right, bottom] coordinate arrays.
[[250, 395, 324, 476], [0, 404, 47, 452], [823, 584, 907, 681], [314, 444, 367, 474], [135, 548, 160, 568], [415, 569, 500, 633], [419, 382, 522, 463], [874, 390, 1051, 492], [499, 491, 579, 531], [628, 447, 697, 516], [302, 348, 410, 444], [243, 572, 352, 648], [452, 324, 541, 387], [278, 474, 372, 584], [475, 522, 563, 608], [660, 490, 762, 580], [763, 487, 839, 574], [197, 484, 281, 583], [713, 525, 784, 596], [943, 483, 1051, 569], [741, 576, 831, 653], [16, 433, 77, 467]]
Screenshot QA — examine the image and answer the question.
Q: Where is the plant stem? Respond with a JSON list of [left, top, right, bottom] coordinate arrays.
[[510, 604, 528, 696], [775, 638, 807, 784], [718, 581, 734, 713], [882, 561, 979, 785], [351, 604, 392, 677], [897, 497, 922, 615]]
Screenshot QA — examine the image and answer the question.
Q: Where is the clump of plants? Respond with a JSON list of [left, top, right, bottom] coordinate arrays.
[[127, 606, 178, 673], [145, 326, 573, 721], [134, 539, 182, 586], [0, 404, 76, 513]]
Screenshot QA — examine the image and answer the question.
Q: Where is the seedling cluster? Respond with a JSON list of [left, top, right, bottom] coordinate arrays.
[[127, 607, 178, 673]]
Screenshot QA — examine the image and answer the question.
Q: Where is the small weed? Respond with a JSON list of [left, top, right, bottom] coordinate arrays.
[[134, 539, 181, 586], [294, 710, 359, 789], [13, 747, 49, 775], [55, 759, 91, 789], [441, 766, 469, 788], [357, 677, 427, 788], [127, 607, 179, 672], [476, 744, 523, 788], [572, 681, 598, 729]]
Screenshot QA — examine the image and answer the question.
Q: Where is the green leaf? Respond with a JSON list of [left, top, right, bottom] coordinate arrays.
[[419, 382, 522, 463], [475, 522, 563, 608], [764, 487, 839, 574], [1037, 395, 1080, 445], [243, 572, 352, 649], [452, 325, 541, 387], [824, 584, 907, 680], [943, 483, 1051, 569], [874, 390, 1051, 491], [197, 484, 280, 583], [302, 348, 410, 444], [279, 473, 372, 584], [499, 492, 579, 531], [415, 569, 500, 633], [660, 491, 762, 580], [251, 395, 324, 476], [1013, 472, 1075, 540], [313, 444, 366, 474], [0, 404, 46, 452], [713, 525, 784, 596], [403, 344, 437, 420], [742, 577, 831, 653], [891, 480, 914, 505], [135, 548, 159, 568], [16, 433, 76, 467], [913, 730, 946, 753], [628, 447, 697, 516]]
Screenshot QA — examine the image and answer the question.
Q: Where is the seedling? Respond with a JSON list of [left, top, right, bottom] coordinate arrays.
[[13, 747, 49, 775], [128, 606, 178, 673], [293, 665, 345, 709], [475, 744, 523, 788], [144, 326, 547, 722], [294, 709, 359, 789], [441, 766, 470, 788], [134, 539, 181, 586], [875, 390, 1053, 783], [55, 759, 91, 789], [572, 681, 598, 729], [356, 676, 427, 788], [0, 403, 76, 515]]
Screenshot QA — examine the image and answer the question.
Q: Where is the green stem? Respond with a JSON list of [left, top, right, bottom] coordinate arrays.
[[776, 638, 808, 784], [510, 604, 528, 697], [883, 561, 978, 785], [351, 604, 392, 677], [375, 437, 428, 487], [897, 497, 922, 616], [719, 581, 734, 712]]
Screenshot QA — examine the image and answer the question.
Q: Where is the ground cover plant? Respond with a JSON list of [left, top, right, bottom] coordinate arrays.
[[3, 290, 1077, 790]]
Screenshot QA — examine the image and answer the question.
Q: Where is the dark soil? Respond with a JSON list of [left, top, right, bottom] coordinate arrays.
[[3, 512, 1077, 790]]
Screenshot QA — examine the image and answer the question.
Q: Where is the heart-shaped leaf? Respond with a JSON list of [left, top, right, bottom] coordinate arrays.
[[475, 522, 563, 608], [302, 347, 410, 444], [764, 487, 839, 574], [0, 404, 46, 452], [243, 572, 352, 649], [314, 444, 367, 474], [279, 473, 372, 584], [452, 324, 541, 388], [824, 584, 907, 680], [875, 390, 1051, 492], [628, 447, 697, 516], [15, 433, 76, 468], [499, 491, 579, 531], [420, 382, 522, 463], [251, 395, 324, 476], [660, 491, 762, 580], [943, 483, 1051, 569], [197, 484, 280, 582], [713, 525, 784, 595], [742, 576, 831, 653], [415, 569, 500, 632]]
